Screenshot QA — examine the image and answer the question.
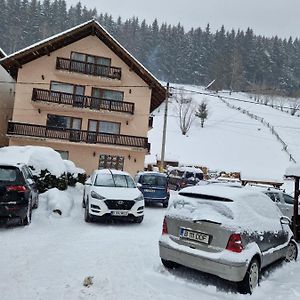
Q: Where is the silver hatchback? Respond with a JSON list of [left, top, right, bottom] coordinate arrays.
[[159, 185, 297, 294]]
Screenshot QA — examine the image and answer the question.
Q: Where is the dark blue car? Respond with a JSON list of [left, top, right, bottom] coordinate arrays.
[[135, 172, 169, 207]]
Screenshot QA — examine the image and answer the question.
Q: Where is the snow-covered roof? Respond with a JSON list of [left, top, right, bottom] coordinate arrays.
[[0, 47, 6, 59], [0, 20, 166, 112], [94, 169, 131, 176], [285, 164, 300, 178]]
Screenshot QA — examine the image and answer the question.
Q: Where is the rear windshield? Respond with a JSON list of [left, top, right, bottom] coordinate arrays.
[[95, 174, 136, 188], [0, 166, 24, 184], [178, 192, 233, 202], [141, 175, 167, 187]]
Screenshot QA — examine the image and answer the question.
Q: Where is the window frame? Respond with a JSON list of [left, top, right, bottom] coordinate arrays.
[[91, 87, 124, 101], [47, 114, 82, 130], [88, 119, 121, 135], [71, 51, 111, 66], [50, 80, 85, 96]]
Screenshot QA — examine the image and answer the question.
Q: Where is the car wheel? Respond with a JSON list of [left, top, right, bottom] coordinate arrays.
[[84, 200, 92, 223], [285, 240, 298, 262], [162, 201, 168, 208], [238, 258, 260, 294], [33, 196, 39, 209], [22, 205, 32, 226], [134, 216, 144, 223], [161, 258, 178, 269]]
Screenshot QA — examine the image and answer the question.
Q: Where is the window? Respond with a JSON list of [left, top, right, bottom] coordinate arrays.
[[141, 175, 167, 187], [92, 88, 123, 102], [283, 194, 295, 205], [99, 154, 124, 171], [47, 115, 82, 130], [94, 173, 135, 188], [56, 150, 69, 160], [71, 52, 111, 66], [88, 120, 120, 135]]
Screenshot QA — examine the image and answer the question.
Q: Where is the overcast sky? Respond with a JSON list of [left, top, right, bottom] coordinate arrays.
[[67, 0, 300, 39]]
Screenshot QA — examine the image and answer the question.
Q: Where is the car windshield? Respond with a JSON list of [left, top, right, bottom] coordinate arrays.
[[95, 173, 136, 188], [0, 167, 17, 182], [141, 175, 167, 187]]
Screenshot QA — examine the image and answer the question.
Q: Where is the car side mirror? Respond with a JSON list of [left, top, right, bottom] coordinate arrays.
[[280, 216, 291, 225], [136, 183, 142, 189], [85, 178, 92, 186], [27, 178, 35, 185]]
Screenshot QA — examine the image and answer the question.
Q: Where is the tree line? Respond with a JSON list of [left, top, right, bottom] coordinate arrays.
[[1, 0, 300, 97]]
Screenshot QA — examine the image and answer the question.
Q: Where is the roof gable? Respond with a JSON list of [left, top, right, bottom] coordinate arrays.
[[0, 20, 166, 112]]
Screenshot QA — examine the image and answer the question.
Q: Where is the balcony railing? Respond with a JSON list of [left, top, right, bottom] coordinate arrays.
[[56, 57, 122, 80], [32, 89, 134, 114], [7, 122, 148, 150]]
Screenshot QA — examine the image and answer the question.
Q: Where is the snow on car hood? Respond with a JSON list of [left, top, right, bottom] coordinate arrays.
[[92, 186, 142, 200]]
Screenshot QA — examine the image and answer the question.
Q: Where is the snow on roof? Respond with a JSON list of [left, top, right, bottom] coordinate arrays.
[[168, 166, 203, 174], [94, 169, 131, 176], [285, 164, 300, 178]]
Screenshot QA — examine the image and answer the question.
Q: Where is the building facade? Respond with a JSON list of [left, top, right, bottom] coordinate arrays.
[[0, 21, 165, 175], [0, 48, 15, 146]]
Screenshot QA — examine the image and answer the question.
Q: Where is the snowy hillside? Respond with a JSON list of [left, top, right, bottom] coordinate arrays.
[[148, 85, 300, 181]]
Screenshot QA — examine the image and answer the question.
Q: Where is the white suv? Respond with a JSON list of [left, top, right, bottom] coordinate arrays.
[[83, 169, 144, 223]]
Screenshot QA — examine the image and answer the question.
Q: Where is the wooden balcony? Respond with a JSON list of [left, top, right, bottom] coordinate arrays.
[[56, 57, 121, 80], [7, 122, 149, 150], [32, 89, 134, 114]]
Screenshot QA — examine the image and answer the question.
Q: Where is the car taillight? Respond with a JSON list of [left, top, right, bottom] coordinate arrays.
[[6, 185, 28, 192], [226, 234, 243, 253], [162, 217, 168, 235]]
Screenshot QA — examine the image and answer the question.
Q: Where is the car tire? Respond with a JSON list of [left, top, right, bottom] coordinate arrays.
[[238, 258, 260, 294], [285, 240, 298, 262], [162, 202, 168, 208], [161, 258, 178, 269], [84, 200, 92, 223], [22, 205, 32, 226], [134, 216, 144, 223], [33, 196, 39, 209]]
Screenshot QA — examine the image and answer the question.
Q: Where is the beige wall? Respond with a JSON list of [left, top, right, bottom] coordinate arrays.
[[13, 36, 152, 137], [0, 66, 15, 146], [10, 35, 152, 174]]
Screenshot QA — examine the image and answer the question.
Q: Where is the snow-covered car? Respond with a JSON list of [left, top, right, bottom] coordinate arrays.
[[82, 169, 144, 223], [159, 185, 297, 294], [0, 163, 38, 225]]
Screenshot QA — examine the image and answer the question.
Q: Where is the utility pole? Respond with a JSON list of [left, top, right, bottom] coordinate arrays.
[[160, 82, 170, 172]]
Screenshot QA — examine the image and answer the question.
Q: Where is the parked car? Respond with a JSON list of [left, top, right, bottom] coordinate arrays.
[[0, 163, 38, 226], [83, 169, 144, 223], [135, 171, 169, 207], [168, 167, 204, 190], [159, 185, 297, 294]]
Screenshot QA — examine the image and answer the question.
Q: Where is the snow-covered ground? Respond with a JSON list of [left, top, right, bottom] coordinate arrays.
[[1, 187, 300, 300], [148, 85, 300, 181]]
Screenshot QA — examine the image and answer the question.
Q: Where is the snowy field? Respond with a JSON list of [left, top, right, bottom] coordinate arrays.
[[149, 85, 300, 181], [1, 187, 300, 300]]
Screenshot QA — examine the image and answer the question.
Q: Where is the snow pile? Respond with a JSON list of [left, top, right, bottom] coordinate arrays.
[[0, 146, 85, 176], [42, 188, 74, 217]]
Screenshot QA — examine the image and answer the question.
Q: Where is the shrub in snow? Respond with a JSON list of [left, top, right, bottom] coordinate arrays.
[[44, 188, 74, 217], [0, 146, 86, 193], [83, 276, 94, 288]]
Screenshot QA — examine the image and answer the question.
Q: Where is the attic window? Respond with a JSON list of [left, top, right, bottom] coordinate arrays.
[[71, 52, 111, 66]]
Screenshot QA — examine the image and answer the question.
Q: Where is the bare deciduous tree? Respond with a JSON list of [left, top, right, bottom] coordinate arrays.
[[289, 99, 300, 116], [195, 100, 209, 128], [175, 89, 195, 135]]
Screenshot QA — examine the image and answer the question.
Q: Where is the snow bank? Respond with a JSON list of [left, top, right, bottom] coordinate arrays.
[[42, 188, 74, 217], [0, 146, 85, 176]]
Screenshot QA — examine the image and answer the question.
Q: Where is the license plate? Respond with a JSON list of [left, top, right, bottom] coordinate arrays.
[[179, 228, 210, 244], [111, 211, 128, 216], [144, 189, 155, 193]]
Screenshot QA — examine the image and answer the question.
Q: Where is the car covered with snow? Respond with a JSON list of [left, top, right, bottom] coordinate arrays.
[[0, 163, 38, 225], [159, 185, 297, 294], [83, 169, 144, 223]]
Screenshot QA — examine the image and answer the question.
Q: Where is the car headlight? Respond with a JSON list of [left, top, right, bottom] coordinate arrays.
[[91, 191, 105, 200], [134, 194, 144, 201]]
